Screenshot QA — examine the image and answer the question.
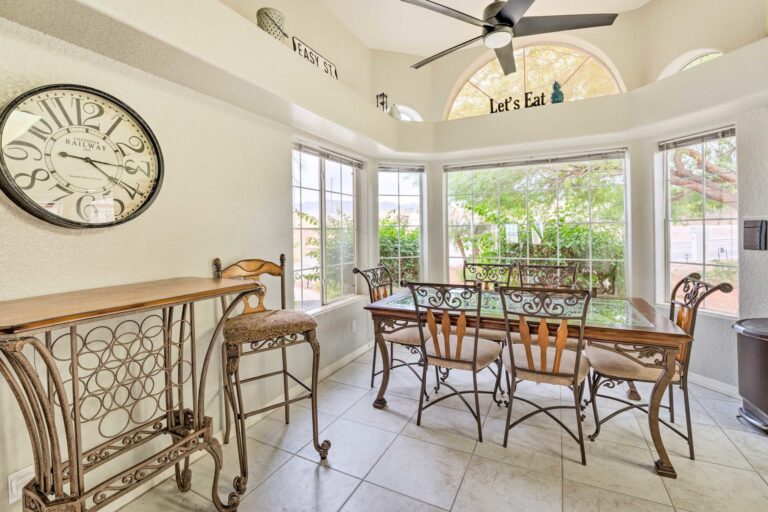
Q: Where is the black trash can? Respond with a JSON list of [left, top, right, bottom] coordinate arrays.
[[733, 318, 768, 432]]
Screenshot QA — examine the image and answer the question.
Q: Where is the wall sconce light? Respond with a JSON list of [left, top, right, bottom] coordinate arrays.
[[376, 92, 388, 112]]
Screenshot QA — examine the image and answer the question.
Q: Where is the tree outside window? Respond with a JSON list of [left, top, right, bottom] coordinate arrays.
[[378, 168, 423, 285]]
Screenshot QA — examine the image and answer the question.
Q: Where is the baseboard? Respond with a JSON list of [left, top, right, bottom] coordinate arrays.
[[100, 340, 374, 511], [688, 372, 740, 399]]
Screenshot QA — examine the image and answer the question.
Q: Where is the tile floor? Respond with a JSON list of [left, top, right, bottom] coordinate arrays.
[[126, 345, 768, 511]]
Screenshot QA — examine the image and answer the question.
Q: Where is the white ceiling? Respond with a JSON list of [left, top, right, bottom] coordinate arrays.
[[319, 0, 651, 56]]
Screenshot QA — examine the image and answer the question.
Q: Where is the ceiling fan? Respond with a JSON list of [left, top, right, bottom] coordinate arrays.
[[402, 0, 618, 75]]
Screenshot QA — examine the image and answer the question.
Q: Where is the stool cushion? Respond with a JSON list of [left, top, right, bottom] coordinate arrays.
[[224, 309, 317, 344], [503, 345, 589, 386]]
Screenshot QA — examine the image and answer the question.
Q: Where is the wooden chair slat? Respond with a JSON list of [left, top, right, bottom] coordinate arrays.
[[441, 311, 452, 359], [676, 306, 694, 363], [426, 309, 441, 358], [537, 318, 549, 372], [518, 315, 535, 371], [454, 312, 466, 360], [381, 286, 389, 299], [552, 320, 569, 373]]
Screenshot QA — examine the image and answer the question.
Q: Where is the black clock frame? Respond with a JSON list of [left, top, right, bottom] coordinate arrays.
[[0, 83, 164, 229]]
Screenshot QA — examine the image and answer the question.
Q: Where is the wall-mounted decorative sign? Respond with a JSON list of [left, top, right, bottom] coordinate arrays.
[[489, 91, 547, 114], [292, 37, 339, 80], [257, 7, 289, 44]]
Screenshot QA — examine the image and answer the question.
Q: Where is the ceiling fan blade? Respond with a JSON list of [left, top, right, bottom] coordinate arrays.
[[499, 0, 536, 24], [513, 14, 618, 37], [401, 0, 491, 28], [412, 35, 484, 69], [495, 44, 517, 75]]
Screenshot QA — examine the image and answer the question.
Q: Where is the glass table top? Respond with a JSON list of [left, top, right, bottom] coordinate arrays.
[[386, 292, 654, 329]]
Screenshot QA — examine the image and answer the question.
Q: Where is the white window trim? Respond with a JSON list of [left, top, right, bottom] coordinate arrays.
[[293, 145, 360, 311]]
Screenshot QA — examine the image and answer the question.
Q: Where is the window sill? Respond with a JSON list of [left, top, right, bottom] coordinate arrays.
[[307, 295, 367, 318]]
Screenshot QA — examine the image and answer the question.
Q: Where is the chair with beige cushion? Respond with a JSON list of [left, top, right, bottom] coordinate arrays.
[[214, 255, 331, 492], [353, 264, 431, 396], [499, 286, 592, 464], [407, 282, 502, 442], [586, 273, 732, 459]]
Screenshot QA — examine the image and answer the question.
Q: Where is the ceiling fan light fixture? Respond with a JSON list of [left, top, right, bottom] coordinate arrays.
[[483, 25, 513, 49]]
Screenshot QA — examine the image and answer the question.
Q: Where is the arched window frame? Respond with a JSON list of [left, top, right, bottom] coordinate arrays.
[[443, 40, 625, 121], [657, 49, 723, 80], [392, 104, 424, 122]]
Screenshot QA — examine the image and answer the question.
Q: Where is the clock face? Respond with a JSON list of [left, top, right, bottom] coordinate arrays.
[[0, 84, 163, 228]]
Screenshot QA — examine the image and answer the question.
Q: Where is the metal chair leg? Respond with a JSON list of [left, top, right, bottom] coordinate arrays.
[[668, 384, 675, 423], [588, 372, 602, 441], [223, 356, 232, 445], [281, 346, 290, 424], [417, 362, 429, 426], [308, 335, 331, 460], [473, 370, 483, 442], [370, 341, 378, 388], [503, 370, 514, 448], [682, 380, 695, 460], [575, 382, 587, 465]]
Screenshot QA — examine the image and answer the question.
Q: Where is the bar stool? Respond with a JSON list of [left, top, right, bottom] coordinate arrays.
[[214, 254, 331, 494]]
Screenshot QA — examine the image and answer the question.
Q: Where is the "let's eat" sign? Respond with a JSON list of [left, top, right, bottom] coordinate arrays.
[[490, 91, 547, 113]]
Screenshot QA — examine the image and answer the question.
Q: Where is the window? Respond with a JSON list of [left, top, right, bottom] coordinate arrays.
[[378, 165, 424, 284], [681, 51, 722, 72], [392, 105, 423, 122], [660, 129, 738, 315], [448, 44, 620, 120], [446, 152, 627, 296], [292, 145, 359, 311]]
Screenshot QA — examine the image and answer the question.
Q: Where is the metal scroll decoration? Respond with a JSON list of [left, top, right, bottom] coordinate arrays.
[[464, 263, 513, 289], [519, 264, 577, 288], [408, 283, 480, 311], [499, 288, 589, 319]]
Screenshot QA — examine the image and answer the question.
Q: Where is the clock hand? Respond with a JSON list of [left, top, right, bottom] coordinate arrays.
[[58, 151, 123, 168], [82, 157, 145, 199]]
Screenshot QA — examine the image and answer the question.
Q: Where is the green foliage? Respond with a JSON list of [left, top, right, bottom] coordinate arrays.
[[379, 213, 421, 283], [447, 161, 626, 295]]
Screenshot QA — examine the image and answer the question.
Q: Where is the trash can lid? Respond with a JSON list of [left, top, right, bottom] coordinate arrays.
[[733, 318, 768, 339]]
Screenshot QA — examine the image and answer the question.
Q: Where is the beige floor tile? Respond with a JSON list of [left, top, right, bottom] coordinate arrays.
[[297, 418, 397, 478], [123, 480, 214, 511], [353, 347, 374, 364], [246, 406, 336, 454], [340, 482, 445, 512], [342, 389, 418, 433], [696, 397, 764, 433], [513, 380, 563, 400], [568, 401, 649, 449], [662, 455, 768, 512], [688, 382, 740, 403], [401, 403, 481, 453], [453, 455, 562, 512], [487, 393, 564, 432], [476, 417, 562, 476], [372, 364, 431, 400], [327, 361, 374, 389], [562, 439, 671, 505], [188, 437, 291, 499], [563, 480, 674, 511], [724, 428, 768, 474], [240, 457, 359, 512], [366, 436, 471, 510], [295, 380, 369, 416], [639, 422, 751, 470]]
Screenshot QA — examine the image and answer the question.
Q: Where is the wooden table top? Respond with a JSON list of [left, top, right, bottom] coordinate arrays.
[[0, 277, 258, 335], [365, 292, 690, 348]]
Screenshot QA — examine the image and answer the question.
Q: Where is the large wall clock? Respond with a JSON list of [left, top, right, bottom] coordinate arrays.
[[0, 84, 163, 228]]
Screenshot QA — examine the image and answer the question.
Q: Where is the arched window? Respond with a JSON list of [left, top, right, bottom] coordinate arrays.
[[680, 51, 722, 72], [447, 44, 621, 120], [391, 104, 423, 122]]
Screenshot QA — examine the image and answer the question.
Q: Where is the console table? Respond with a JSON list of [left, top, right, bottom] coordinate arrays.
[[0, 277, 259, 512]]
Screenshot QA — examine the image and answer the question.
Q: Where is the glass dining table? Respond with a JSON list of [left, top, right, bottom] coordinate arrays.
[[364, 291, 691, 479]]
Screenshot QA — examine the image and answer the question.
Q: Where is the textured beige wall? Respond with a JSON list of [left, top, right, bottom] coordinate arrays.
[[0, 17, 372, 510]]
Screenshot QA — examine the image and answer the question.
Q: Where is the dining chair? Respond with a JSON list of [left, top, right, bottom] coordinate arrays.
[[499, 286, 592, 464], [353, 264, 429, 391], [461, 261, 517, 404], [407, 282, 502, 442], [586, 273, 733, 459], [518, 263, 578, 288]]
